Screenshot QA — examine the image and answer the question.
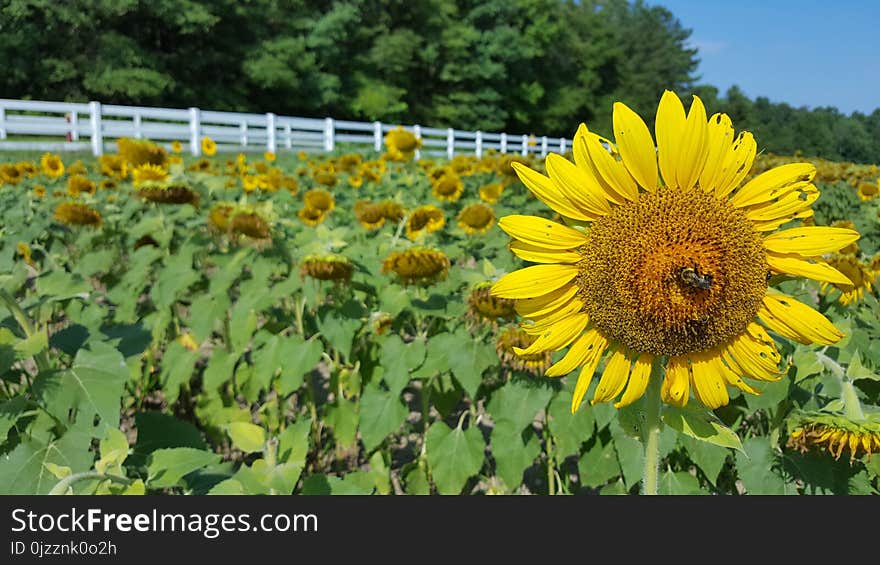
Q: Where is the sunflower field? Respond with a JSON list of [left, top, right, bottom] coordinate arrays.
[[1, 103, 879, 496]]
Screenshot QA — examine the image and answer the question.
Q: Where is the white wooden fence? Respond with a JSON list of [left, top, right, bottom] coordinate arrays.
[[0, 98, 570, 160]]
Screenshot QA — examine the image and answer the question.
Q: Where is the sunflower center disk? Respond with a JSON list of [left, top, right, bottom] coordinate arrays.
[[578, 186, 767, 357]]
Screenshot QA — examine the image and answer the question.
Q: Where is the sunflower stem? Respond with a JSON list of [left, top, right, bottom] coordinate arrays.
[[0, 288, 51, 374], [641, 362, 663, 496], [841, 380, 865, 421]]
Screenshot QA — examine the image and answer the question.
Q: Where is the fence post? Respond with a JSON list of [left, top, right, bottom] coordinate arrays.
[[559, 138, 566, 153], [541, 136, 548, 157], [446, 128, 455, 159], [188, 107, 201, 156], [475, 131, 483, 158], [500, 132, 507, 154], [240, 121, 248, 147], [0, 106, 5, 140], [68, 111, 79, 141], [284, 121, 292, 150], [266, 113, 276, 154], [413, 125, 421, 160], [133, 113, 142, 139], [323, 118, 335, 152], [89, 101, 103, 156], [373, 121, 383, 152], [521, 134, 528, 156]]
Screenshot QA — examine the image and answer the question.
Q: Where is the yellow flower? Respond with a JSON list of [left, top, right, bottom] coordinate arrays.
[[354, 201, 387, 230], [201, 136, 217, 156], [54, 202, 102, 227], [298, 206, 327, 227], [431, 171, 464, 203], [171, 140, 183, 154], [381, 247, 449, 285], [479, 182, 504, 204], [819, 254, 874, 305], [300, 254, 354, 283], [242, 175, 259, 193], [457, 203, 495, 235], [16, 242, 34, 267], [857, 180, 878, 201], [384, 126, 422, 162], [495, 327, 552, 376], [117, 138, 167, 167], [491, 91, 858, 413], [0, 163, 23, 185], [132, 163, 169, 187], [405, 205, 445, 240], [66, 175, 96, 197], [33, 184, 46, 198], [66, 160, 88, 176], [467, 282, 517, 327], [138, 183, 200, 207], [787, 413, 880, 462], [347, 175, 363, 189], [40, 153, 65, 178], [303, 189, 335, 213], [177, 332, 199, 351], [264, 151, 276, 162]]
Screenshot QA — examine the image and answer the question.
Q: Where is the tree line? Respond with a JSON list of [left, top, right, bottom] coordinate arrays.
[[1, 0, 877, 163]]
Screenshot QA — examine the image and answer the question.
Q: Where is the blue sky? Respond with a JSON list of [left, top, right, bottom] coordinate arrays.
[[648, 0, 880, 115]]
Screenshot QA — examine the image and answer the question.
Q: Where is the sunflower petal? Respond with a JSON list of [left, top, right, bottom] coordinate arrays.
[[763, 227, 860, 257], [731, 163, 816, 208], [511, 162, 592, 221], [715, 353, 761, 395], [513, 312, 589, 356], [675, 95, 709, 190], [699, 113, 734, 192], [760, 293, 845, 345], [714, 131, 757, 198], [515, 285, 578, 318], [690, 351, 730, 409], [546, 327, 606, 377], [509, 240, 582, 264], [521, 299, 585, 334], [614, 353, 654, 408], [571, 342, 608, 413], [584, 133, 639, 201], [491, 264, 579, 299], [655, 90, 687, 188], [613, 102, 658, 191], [544, 153, 612, 217], [573, 124, 626, 205], [591, 348, 631, 404], [498, 215, 588, 250], [661, 356, 690, 407], [766, 252, 854, 286]]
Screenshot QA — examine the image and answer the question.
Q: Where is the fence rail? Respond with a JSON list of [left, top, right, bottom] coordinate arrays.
[[0, 98, 570, 160]]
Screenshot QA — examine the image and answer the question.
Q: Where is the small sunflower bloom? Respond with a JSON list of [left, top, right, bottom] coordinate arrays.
[[300, 254, 354, 283], [66, 175, 96, 197], [458, 203, 496, 235], [171, 141, 183, 154], [40, 153, 65, 178], [54, 201, 102, 227], [491, 91, 859, 413], [479, 182, 504, 204], [405, 205, 445, 240], [381, 247, 450, 286], [467, 282, 517, 326], [354, 201, 387, 230], [384, 126, 422, 162], [201, 136, 217, 156], [819, 254, 874, 305], [431, 172, 464, 203], [298, 206, 328, 227], [303, 189, 335, 214], [857, 180, 878, 202], [132, 163, 169, 187], [264, 151, 276, 162]]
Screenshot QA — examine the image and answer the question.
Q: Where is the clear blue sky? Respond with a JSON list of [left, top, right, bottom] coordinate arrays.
[[648, 0, 880, 115]]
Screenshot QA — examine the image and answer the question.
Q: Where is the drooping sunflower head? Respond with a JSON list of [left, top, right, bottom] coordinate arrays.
[[491, 91, 859, 413], [457, 203, 496, 235], [381, 247, 450, 286], [230, 210, 271, 240], [405, 205, 445, 240], [786, 412, 880, 462], [479, 182, 505, 204], [54, 201, 102, 227], [384, 126, 421, 161], [40, 153, 65, 178], [201, 136, 217, 156], [208, 203, 235, 232], [467, 282, 517, 326], [300, 254, 354, 283], [138, 183, 200, 206], [66, 175, 96, 197], [303, 189, 335, 213], [354, 201, 387, 230], [132, 163, 169, 188], [431, 171, 464, 203], [495, 327, 552, 376], [380, 200, 406, 222], [298, 206, 328, 227], [117, 138, 168, 168]]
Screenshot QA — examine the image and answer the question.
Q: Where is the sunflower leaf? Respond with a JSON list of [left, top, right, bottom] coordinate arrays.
[[662, 404, 743, 453]]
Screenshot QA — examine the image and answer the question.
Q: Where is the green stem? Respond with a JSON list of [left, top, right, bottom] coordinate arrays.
[[546, 433, 556, 496], [48, 472, 133, 495], [0, 289, 51, 373], [841, 380, 865, 421], [641, 362, 663, 496]]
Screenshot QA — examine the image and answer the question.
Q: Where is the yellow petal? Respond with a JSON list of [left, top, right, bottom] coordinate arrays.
[[675, 95, 709, 190], [614, 353, 654, 408], [573, 124, 627, 205], [521, 298, 585, 334], [546, 327, 606, 377], [514, 312, 589, 356], [661, 356, 690, 407], [726, 330, 781, 382], [731, 163, 816, 208], [498, 215, 588, 250], [511, 162, 592, 221], [571, 344, 607, 414], [690, 351, 730, 409], [591, 348, 631, 404], [509, 240, 582, 264], [699, 113, 734, 192], [746, 187, 820, 223], [544, 153, 612, 217], [491, 264, 579, 299], [766, 253, 854, 286], [760, 293, 845, 345], [714, 131, 757, 198], [655, 90, 687, 188], [515, 285, 578, 318], [763, 227, 860, 257], [613, 102, 658, 191], [715, 353, 761, 395], [584, 133, 639, 201]]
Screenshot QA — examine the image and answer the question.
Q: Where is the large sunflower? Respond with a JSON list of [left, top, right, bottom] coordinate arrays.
[[491, 91, 859, 414]]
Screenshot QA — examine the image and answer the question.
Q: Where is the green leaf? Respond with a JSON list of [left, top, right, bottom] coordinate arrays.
[[208, 479, 245, 495], [368, 451, 391, 495], [609, 419, 644, 490], [547, 392, 595, 459], [0, 396, 26, 444], [378, 284, 410, 316], [425, 422, 486, 494], [202, 349, 238, 391], [490, 422, 540, 491], [150, 251, 200, 309], [662, 404, 744, 452], [487, 380, 554, 435], [300, 472, 374, 495], [743, 377, 790, 411], [36, 270, 91, 301], [577, 440, 620, 489], [359, 382, 407, 452], [146, 448, 221, 489], [158, 341, 199, 405], [278, 418, 312, 466], [659, 471, 705, 494], [0, 425, 94, 494], [318, 312, 362, 359], [403, 463, 430, 495], [735, 437, 795, 495], [277, 336, 323, 396], [379, 335, 425, 396], [226, 422, 266, 453], [131, 411, 207, 467], [679, 435, 729, 486], [437, 331, 496, 398], [846, 350, 878, 381], [792, 348, 824, 382], [14, 327, 48, 358], [325, 400, 359, 448]]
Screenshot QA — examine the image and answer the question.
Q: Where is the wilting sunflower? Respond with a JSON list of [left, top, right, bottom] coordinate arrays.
[[54, 202, 102, 227], [303, 189, 335, 214], [458, 203, 496, 235], [208, 203, 234, 232], [66, 175, 96, 197], [138, 183, 200, 206], [787, 412, 880, 462], [298, 206, 328, 227], [231, 211, 271, 239], [132, 163, 169, 187], [380, 200, 406, 222], [40, 153, 65, 178], [405, 205, 445, 240], [496, 327, 552, 376], [384, 126, 422, 162], [819, 254, 875, 305], [431, 171, 464, 203], [857, 180, 878, 202], [354, 201, 387, 230], [467, 282, 517, 326], [210, 203, 273, 240], [300, 254, 354, 282], [479, 182, 505, 204], [381, 247, 450, 285], [491, 91, 859, 413], [201, 136, 217, 156]]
